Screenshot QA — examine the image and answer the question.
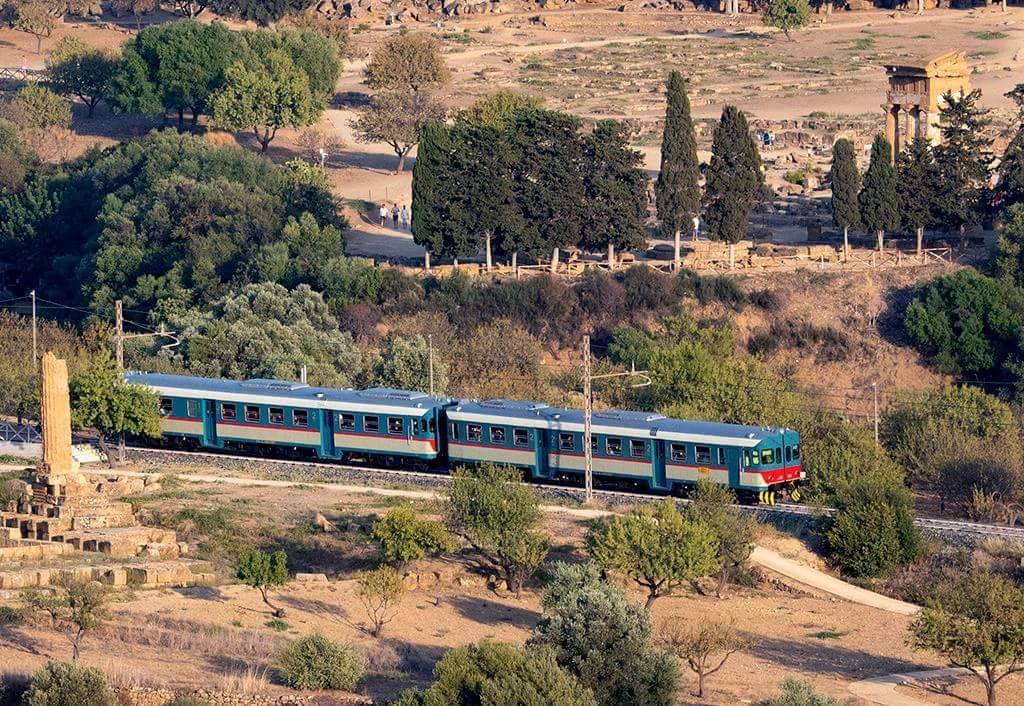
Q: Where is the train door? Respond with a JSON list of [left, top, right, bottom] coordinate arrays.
[[651, 440, 667, 491], [202, 400, 218, 448], [729, 447, 741, 488], [320, 409, 335, 460], [536, 428, 552, 479]]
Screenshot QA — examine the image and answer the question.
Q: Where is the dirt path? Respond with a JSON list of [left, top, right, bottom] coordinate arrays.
[[94, 467, 920, 615], [849, 668, 971, 706]]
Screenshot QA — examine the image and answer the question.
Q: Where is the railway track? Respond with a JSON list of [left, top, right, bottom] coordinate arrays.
[[125, 447, 1024, 540]]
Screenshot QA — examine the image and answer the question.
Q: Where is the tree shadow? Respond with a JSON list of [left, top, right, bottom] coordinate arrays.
[[444, 594, 541, 631], [172, 584, 225, 602], [68, 103, 162, 141], [915, 673, 983, 706], [0, 625, 48, 658], [278, 594, 351, 624], [749, 635, 932, 681]]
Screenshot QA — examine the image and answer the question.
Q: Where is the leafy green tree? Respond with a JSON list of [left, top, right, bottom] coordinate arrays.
[[825, 477, 919, 577], [703, 105, 764, 267], [13, 0, 55, 54], [411, 121, 455, 263], [581, 120, 648, 265], [212, 49, 317, 152], [763, 0, 811, 38], [881, 385, 1021, 489], [112, 20, 238, 131], [235, 549, 289, 617], [909, 572, 1024, 706], [212, 0, 315, 26], [996, 84, 1024, 213], [656, 71, 701, 269], [935, 89, 992, 234], [167, 283, 365, 387], [236, 27, 341, 104], [462, 90, 542, 127], [685, 480, 756, 597], [371, 505, 455, 566], [0, 119, 38, 195], [530, 562, 679, 706], [398, 641, 597, 706], [586, 499, 719, 609], [447, 319, 545, 400], [12, 83, 71, 131], [859, 134, 900, 251], [69, 354, 159, 466], [355, 566, 405, 638], [445, 463, 549, 596], [659, 618, 750, 698], [46, 37, 119, 119], [364, 32, 450, 92], [830, 138, 860, 258], [354, 89, 446, 173], [372, 335, 448, 394], [23, 662, 115, 706], [993, 204, 1024, 286], [277, 633, 365, 691], [24, 576, 109, 662], [897, 139, 941, 256], [903, 269, 1024, 378]]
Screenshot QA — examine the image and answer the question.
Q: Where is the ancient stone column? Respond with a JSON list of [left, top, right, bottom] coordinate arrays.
[[884, 105, 898, 162], [40, 351, 75, 475]]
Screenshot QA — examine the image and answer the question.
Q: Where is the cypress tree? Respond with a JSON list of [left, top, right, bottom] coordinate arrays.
[[935, 89, 992, 235], [897, 139, 941, 257], [996, 84, 1024, 214], [859, 134, 900, 252], [830, 138, 861, 260], [655, 71, 701, 271], [703, 105, 764, 268], [582, 120, 648, 267], [411, 122, 455, 268]]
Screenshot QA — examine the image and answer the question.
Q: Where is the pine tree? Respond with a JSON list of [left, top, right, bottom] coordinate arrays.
[[996, 84, 1024, 215], [897, 139, 941, 258], [703, 105, 764, 268], [655, 71, 701, 271], [935, 89, 992, 235], [582, 119, 649, 267], [859, 134, 900, 252], [830, 138, 860, 260], [411, 122, 457, 268]]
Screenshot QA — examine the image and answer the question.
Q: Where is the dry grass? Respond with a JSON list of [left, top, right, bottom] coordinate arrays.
[[103, 616, 282, 662], [217, 664, 271, 696]]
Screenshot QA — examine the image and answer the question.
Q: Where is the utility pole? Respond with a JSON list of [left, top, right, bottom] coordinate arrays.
[[580, 336, 651, 504], [583, 335, 593, 503], [115, 300, 124, 372], [428, 334, 435, 397], [30, 290, 37, 369], [872, 381, 879, 445]]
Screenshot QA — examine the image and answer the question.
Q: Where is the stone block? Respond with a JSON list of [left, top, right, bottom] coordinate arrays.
[[295, 573, 329, 583]]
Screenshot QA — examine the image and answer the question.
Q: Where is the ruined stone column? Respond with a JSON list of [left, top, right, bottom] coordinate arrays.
[[40, 352, 75, 475], [884, 104, 898, 161]]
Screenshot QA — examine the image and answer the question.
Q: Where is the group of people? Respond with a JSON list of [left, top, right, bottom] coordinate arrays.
[[378, 203, 410, 229]]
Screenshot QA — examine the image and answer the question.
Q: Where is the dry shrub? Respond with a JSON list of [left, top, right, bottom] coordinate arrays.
[[217, 665, 270, 696]]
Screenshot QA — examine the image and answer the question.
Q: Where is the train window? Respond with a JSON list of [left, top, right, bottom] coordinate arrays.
[[792, 444, 800, 460], [695, 445, 712, 464], [490, 427, 506, 444], [388, 417, 404, 435], [590, 436, 599, 452], [221, 403, 237, 421], [364, 415, 380, 432], [428, 417, 436, 433], [718, 447, 727, 465], [468, 424, 482, 442], [292, 410, 308, 427], [760, 449, 773, 464], [630, 440, 646, 458], [607, 438, 622, 456], [269, 407, 284, 425], [559, 433, 574, 451], [339, 413, 355, 430], [785, 446, 793, 462], [158, 398, 172, 417], [187, 399, 200, 418], [513, 428, 529, 447], [751, 450, 760, 465], [244, 405, 260, 423], [776, 448, 782, 464], [449, 423, 459, 441], [670, 443, 686, 462]]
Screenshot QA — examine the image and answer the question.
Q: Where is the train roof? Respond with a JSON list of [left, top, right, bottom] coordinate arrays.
[[125, 373, 450, 416], [447, 399, 794, 448]]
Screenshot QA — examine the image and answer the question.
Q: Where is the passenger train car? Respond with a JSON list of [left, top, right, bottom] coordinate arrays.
[[126, 372, 804, 498]]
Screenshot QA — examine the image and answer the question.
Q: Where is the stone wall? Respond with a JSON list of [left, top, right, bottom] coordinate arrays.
[[114, 686, 370, 706]]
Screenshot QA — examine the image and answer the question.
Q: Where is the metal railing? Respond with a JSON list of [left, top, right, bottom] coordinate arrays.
[[0, 421, 41, 444]]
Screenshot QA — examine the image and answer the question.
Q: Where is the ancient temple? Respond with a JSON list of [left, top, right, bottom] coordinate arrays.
[[883, 51, 970, 159]]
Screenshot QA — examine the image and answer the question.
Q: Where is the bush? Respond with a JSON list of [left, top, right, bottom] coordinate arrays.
[[371, 505, 455, 565], [22, 662, 115, 706], [277, 633, 365, 691], [825, 478, 920, 578], [696, 275, 745, 308], [764, 677, 837, 706], [621, 265, 674, 311], [577, 268, 626, 322], [0, 605, 23, 626]]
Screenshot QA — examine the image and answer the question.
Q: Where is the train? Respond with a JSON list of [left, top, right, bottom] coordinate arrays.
[[125, 372, 805, 502]]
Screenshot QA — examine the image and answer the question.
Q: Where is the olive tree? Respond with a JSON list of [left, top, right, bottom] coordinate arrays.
[[24, 576, 109, 662], [235, 549, 289, 617], [659, 618, 752, 698], [355, 566, 405, 638]]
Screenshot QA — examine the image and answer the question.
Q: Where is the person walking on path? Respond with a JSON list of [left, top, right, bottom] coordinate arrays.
[[392, 204, 400, 227], [379, 203, 388, 227], [400, 205, 409, 229]]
